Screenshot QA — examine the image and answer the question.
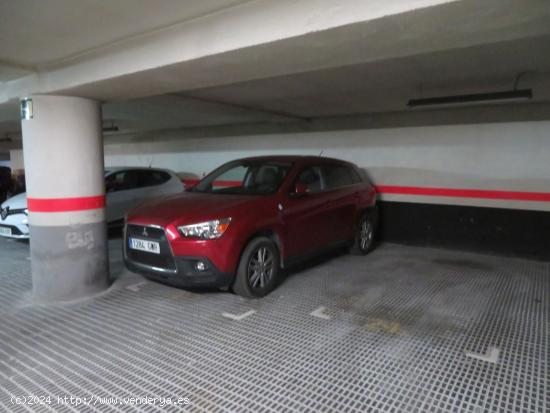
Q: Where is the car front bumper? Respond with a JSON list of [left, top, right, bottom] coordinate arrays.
[[123, 223, 235, 288], [0, 213, 30, 239], [124, 255, 233, 288]]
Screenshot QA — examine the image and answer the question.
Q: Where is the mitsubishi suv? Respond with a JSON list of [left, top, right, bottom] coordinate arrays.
[[124, 156, 377, 297]]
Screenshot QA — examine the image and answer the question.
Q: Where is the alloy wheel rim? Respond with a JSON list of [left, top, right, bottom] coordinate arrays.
[[360, 219, 373, 250], [247, 246, 274, 289]]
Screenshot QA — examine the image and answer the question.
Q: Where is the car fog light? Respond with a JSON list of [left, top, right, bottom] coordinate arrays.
[[195, 261, 207, 271]]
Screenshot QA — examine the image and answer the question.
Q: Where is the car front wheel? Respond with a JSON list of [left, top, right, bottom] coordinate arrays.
[[233, 237, 280, 298]]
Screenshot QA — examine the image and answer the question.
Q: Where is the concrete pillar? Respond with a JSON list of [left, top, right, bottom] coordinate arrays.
[[9, 149, 24, 172], [9, 149, 25, 193], [21, 95, 109, 301]]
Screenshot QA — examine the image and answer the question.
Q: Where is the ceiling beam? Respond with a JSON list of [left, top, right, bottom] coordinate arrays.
[[171, 92, 311, 122]]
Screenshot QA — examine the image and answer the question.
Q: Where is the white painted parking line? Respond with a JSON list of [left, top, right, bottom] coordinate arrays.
[[222, 309, 256, 321], [126, 281, 147, 292], [310, 306, 332, 320], [465, 346, 500, 364]]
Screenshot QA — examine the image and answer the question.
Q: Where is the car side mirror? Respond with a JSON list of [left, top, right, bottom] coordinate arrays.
[[290, 182, 308, 198]]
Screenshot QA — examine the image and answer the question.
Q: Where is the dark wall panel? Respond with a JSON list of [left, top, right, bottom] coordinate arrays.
[[377, 201, 550, 261]]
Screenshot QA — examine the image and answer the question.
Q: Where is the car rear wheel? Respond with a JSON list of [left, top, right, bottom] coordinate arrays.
[[233, 237, 280, 298], [350, 211, 376, 255]]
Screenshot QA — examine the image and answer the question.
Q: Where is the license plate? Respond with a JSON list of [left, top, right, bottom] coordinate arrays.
[[129, 237, 160, 254], [0, 226, 12, 236]]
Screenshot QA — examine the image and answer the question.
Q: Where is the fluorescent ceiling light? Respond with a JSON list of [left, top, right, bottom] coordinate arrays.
[[408, 89, 532, 108], [102, 122, 119, 132]]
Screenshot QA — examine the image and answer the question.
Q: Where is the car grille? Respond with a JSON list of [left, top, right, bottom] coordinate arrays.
[[0, 224, 23, 236], [1, 207, 26, 220], [125, 224, 176, 272]]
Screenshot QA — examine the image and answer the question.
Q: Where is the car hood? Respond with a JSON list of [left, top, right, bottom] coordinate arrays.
[[128, 191, 261, 225], [1, 192, 27, 210]]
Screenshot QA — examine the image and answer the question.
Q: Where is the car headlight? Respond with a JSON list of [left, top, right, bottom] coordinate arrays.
[[178, 218, 231, 239]]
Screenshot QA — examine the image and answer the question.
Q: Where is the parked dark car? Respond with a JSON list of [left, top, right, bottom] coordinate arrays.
[[124, 156, 377, 297], [0, 167, 12, 204]]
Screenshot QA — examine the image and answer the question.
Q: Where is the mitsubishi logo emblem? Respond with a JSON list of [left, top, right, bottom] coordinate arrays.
[[142, 227, 148, 237], [0, 207, 8, 221]]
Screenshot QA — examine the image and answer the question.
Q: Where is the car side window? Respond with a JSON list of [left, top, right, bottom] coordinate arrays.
[[139, 170, 171, 187], [105, 170, 140, 192], [295, 166, 324, 193], [243, 165, 288, 193], [324, 164, 360, 190], [213, 165, 248, 190]]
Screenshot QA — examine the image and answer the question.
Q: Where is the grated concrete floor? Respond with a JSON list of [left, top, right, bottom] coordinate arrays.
[[0, 237, 547, 412]]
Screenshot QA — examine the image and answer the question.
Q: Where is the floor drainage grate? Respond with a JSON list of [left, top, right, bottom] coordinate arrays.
[[0, 240, 547, 412]]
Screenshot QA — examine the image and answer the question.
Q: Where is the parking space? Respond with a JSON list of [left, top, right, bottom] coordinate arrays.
[[1, 237, 547, 412]]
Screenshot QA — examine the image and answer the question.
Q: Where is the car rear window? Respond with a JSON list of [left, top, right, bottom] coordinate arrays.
[[139, 170, 171, 187], [324, 164, 361, 189]]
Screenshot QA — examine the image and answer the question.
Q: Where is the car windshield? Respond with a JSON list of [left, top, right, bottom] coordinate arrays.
[[192, 161, 292, 195]]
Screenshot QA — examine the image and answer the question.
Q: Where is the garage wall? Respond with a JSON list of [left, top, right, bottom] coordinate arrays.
[[105, 120, 550, 210], [104, 119, 550, 259]]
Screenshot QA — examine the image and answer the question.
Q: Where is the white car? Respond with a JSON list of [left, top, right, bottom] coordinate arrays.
[[0, 167, 184, 239]]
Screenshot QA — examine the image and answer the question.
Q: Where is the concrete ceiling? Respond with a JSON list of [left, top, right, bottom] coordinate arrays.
[[38, 0, 550, 101], [0, 0, 251, 78], [101, 94, 294, 134], [1, 0, 463, 101], [184, 35, 550, 118], [103, 31, 550, 134]]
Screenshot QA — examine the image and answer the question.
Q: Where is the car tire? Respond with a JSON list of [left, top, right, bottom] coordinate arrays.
[[350, 210, 377, 255], [233, 237, 280, 298]]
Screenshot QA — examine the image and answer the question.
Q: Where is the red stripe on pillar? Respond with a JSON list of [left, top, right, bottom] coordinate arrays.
[[28, 195, 106, 212], [375, 185, 550, 202]]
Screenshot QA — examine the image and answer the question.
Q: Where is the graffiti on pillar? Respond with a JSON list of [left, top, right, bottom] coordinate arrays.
[[66, 231, 95, 250]]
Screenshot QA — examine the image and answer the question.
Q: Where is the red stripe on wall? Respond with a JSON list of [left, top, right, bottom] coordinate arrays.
[[183, 178, 550, 202], [28, 195, 106, 212], [183, 179, 241, 187], [375, 185, 550, 202]]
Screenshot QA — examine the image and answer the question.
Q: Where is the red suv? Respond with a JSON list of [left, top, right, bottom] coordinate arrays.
[[124, 156, 377, 297]]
